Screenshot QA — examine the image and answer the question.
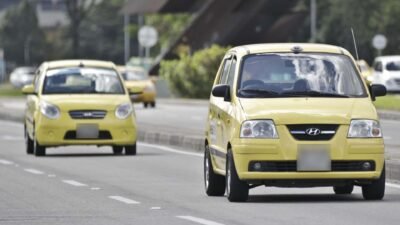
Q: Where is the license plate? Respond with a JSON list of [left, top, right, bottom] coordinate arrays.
[[76, 124, 99, 139], [297, 145, 331, 171]]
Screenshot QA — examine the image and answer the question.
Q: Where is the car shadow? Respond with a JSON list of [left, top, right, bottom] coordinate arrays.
[[44, 151, 162, 158]]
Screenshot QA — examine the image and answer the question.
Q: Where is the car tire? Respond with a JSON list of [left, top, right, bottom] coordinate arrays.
[[226, 150, 249, 202], [112, 146, 123, 155], [25, 126, 34, 154], [333, 185, 354, 194], [362, 164, 385, 200], [204, 145, 225, 196], [125, 144, 137, 155], [150, 101, 156, 108], [143, 102, 148, 108], [33, 138, 46, 157]]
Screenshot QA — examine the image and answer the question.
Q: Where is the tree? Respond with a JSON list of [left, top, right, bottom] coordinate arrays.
[[65, 0, 97, 57], [0, 0, 46, 66]]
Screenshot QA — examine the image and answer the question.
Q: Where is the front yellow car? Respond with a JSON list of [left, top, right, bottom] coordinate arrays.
[[23, 60, 137, 156], [204, 43, 387, 202]]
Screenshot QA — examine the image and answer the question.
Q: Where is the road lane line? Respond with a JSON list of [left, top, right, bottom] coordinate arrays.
[[176, 216, 225, 225], [62, 180, 88, 187], [24, 168, 44, 175], [140, 142, 202, 157], [109, 196, 140, 204], [91, 187, 101, 190], [150, 207, 161, 210], [387, 182, 400, 189], [0, 159, 14, 165], [384, 136, 392, 140]]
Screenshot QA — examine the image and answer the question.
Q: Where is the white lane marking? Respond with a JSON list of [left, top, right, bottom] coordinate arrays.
[[384, 136, 392, 140], [176, 216, 225, 225], [387, 182, 400, 189], [62, 180, 88, 187], [140, 142, 202, 158], [48, 174, 56, 178], [0, 159, 14, 165], [0, 135, 23, 141], [24, 168, 44, 175], [91, 187, 101, 190], [0, 120, 23, 128], [109, 196, 140, 204], [150, 207, 161, 210]]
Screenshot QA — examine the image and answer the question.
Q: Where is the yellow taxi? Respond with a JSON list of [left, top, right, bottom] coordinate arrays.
[[204, 43, 387, 202], [356, 60, 373, 84], [117, 66, 156, 108], [22, 60, 137, 156]]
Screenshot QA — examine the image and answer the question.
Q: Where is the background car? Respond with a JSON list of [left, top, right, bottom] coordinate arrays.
[[22, 60, 137, 156], [372, 55, 400, 92], [117, 66, 157, 108], [9, 67, 36, 88], [356, 60, 373, 84]]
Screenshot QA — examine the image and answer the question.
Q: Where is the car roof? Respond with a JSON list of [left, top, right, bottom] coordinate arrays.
[[374, 55, 400, 62], [229, 43, 352, 57], [45, 60, 116, 70]]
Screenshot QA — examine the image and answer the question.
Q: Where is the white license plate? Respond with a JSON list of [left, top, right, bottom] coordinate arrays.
[[76, 124, 99, 139], [297, 146, 331, 171]]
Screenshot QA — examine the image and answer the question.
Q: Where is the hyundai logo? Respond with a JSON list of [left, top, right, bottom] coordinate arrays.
[[83, 112, 93, 117], [305, 128, 321, 136]]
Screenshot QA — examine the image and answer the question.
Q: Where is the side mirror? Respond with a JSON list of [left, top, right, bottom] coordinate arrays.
[[212, 84, 231, 102], [370, 84, 386, 101], [21, 84, 35, 95]]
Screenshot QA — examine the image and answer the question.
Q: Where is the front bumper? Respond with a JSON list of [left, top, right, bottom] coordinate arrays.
[[130, 91, 156, 103], [35, 113, 137, 146], [230, 125, 385, 181]]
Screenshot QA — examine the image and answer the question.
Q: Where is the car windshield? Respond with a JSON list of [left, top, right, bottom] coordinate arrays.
[[121, 69, 148, 81], [42, 67, 125, 94], [238, 53, 366, 98], [385, 61, 400, 71]]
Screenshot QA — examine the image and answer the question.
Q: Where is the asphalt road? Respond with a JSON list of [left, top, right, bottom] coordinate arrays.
[[1, 120, 400, 225]]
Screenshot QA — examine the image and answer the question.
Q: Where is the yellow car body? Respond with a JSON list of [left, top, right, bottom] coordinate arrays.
[[356, 60, 373, 84], [22, 60, 137, 156], [204, 43, 387, 202], [117, 66, 157, 108]]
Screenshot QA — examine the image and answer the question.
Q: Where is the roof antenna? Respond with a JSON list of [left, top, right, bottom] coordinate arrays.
[[351, 28, 359, 61]]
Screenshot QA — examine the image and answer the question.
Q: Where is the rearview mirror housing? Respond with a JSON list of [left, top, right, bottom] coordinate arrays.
[[21, 84, 35, 95], [370, 84, 386, 101], [212, 84, 231, 102]]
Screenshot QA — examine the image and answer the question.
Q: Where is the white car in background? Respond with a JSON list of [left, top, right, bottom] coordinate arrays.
[[372, 56, 400, 92], [9, 67, 36, 88]]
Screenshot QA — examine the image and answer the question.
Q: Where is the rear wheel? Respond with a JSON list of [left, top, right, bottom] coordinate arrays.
[[333, 185, 354, 194], [150, 101, 156, 108], [25, 126, 34, 154], [125, 144, 137, 155], [204, 145, 225, 196], [143, 102, 148, 108], [362, 165, 385, 200], [112, 146, 123, 155], [226, 150, 249, 202]]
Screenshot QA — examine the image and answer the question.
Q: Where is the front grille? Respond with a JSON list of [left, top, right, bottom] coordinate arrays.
[[69, 110, 107, 119], [64, 130, 112, 140], [248, 161, 375, 172], [287, 124, 339, 141]]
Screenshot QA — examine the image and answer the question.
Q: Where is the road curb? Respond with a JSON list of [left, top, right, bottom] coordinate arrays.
[[378, 110, 400, 121]]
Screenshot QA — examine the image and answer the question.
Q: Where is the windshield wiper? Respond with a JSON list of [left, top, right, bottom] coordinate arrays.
[[238, 88, 280, 97], [283, 90, 349, 98]]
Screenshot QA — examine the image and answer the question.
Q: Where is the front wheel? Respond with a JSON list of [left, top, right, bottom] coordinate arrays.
[[125, 144, 137, 155], [362, 165, 385, 200], [204, 145, 225, 196], [33, 138, 46, 156], [25, 126, 34, 154], [226, 150, 249, 202]]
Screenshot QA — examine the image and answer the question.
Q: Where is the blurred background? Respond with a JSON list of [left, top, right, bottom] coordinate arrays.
[[0, 0, 399, 110]]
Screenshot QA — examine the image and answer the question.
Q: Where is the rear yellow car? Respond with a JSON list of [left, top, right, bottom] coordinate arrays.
[[22, 60, 137, 156], [117, 66, 156, 108], [204, 43, 387, 202], [356, 59, 373, 84]]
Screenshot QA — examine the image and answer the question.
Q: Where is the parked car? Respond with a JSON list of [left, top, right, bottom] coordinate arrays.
[[372, 55, 400, 92], [356, 60, 373, 84], [204, 43, 387, 202], [117, 66, 156, 108], [22, 60, 137, 156], [9, 67, 36, 88]]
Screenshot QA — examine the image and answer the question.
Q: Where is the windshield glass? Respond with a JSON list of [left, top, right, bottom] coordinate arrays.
[[386, 61, 400, 71], [238, 53, 366, 98], [121, 69, 148, 81], [42, 67, 124, 94]]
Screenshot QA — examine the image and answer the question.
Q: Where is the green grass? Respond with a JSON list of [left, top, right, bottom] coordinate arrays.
[[374, 94, 400, 111], [0, 83, 23, 97]]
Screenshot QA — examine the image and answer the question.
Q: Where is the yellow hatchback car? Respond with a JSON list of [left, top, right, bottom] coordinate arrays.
[[22, 60, 137, 156], [204, 43, 387, 202], [117, 66, 157, 108]]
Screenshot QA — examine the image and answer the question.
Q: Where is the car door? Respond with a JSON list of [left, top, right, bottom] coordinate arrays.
[[208, 55, 232, 170]]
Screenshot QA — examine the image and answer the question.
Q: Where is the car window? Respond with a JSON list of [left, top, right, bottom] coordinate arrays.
[[226, 57, 237, 87], [42, 67, 124, 95], [385, 61, 400, 71], [238, 53, 367, 98], [121, 69, 148, 81], [374, 61, 383, 72], [218, 57, 232, 84], [34, 68, 42, 93]]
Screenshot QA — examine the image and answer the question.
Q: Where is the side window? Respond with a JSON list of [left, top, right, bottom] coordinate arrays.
[[226, 57, 237, 87], [374, 61, 383, 72], [34, 68, 43, 93], [219, 57, 232, 84]]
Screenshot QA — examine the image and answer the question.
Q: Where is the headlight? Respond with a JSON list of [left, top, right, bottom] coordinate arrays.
[[40, 101, 60, 119], [240, 120, 278, 138], [115, 103, 133, 119], [348, 120, 382, 138]]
